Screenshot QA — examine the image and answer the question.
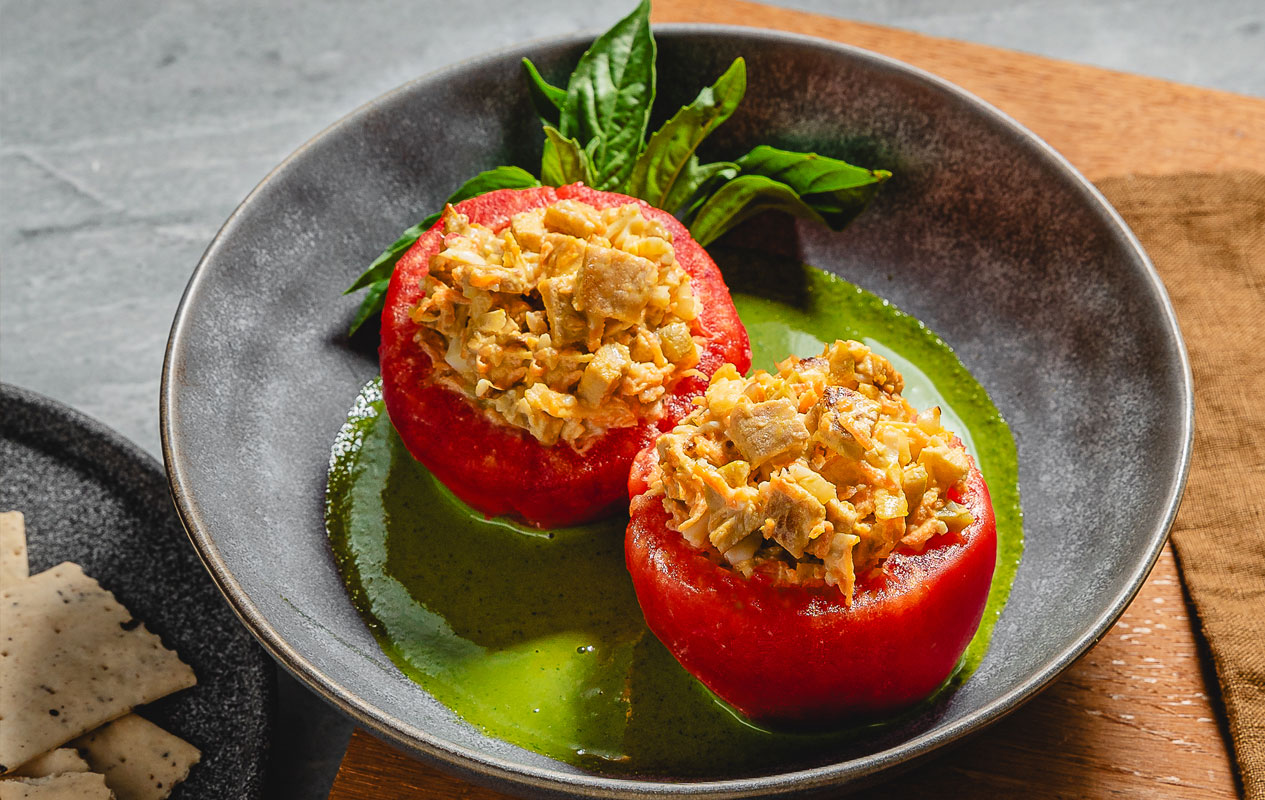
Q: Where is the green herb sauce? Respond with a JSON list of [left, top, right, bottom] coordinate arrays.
[[326, 265, 1023, 777]]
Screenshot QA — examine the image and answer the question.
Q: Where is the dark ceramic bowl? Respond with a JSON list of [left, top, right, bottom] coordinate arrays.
[[161, 26, 1192, 798], [1, 384, 273, 798]]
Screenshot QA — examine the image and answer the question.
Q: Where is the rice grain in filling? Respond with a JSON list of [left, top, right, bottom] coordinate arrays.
[[410, 200, 702, 448], [649, 340, 975, 604]]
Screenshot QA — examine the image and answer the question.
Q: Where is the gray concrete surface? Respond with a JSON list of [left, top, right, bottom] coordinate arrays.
[[2, 1, 1260, 797]]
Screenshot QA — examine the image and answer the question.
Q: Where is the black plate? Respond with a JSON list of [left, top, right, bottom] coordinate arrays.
[[0, 383, 273, 799], [161, 26, 1192, 798]]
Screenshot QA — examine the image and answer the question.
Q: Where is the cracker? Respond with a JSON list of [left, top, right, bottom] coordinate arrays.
[[73, 715, 200, 800], [1, 750, 89, 780], [0, 511, 27, 586], [0, 772, 112, 799], [0, 562, 196, 773]]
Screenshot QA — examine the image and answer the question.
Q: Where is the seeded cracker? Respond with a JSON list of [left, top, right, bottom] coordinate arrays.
[[0, 750, 89, 780], [73, 714, 199, 800], [0, 562, 196, 773], [0, 772, 112, 799], [0, 512, 27, 585], [0, 520, 101, 789]]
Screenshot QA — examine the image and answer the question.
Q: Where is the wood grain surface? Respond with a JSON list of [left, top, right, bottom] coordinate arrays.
[[331, 2, 1262, 797]]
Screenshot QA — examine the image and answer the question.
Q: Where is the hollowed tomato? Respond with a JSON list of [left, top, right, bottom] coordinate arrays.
[[379, 184, 751, 528], [625, 443, 997, 723]]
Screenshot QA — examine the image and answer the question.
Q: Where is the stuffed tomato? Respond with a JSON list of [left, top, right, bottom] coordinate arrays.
[[625, 340, 997, 723], [380, 183, 750, 528]]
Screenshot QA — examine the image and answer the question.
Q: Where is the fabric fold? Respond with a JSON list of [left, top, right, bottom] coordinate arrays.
[[1099, 171, 1265, 800]]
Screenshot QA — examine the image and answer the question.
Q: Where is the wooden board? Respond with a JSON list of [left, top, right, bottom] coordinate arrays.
[[331, 2, 1261, 797]]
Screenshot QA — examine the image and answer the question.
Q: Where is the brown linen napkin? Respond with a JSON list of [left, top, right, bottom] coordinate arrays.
[[1098, 172, 1265, 799]]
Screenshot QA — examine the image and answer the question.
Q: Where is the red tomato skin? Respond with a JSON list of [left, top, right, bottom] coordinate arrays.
[[379, 184, 751, 528], [625, 444, 997, 724]]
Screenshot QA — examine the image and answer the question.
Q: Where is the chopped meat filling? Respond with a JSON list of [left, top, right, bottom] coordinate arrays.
[[410, 200, 701, 448], [649, 340, 975, 604]]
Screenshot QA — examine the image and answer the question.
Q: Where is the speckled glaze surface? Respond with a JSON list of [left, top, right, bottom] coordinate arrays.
[[0, 383, 273, 799], [160, 27, 1192, 798]]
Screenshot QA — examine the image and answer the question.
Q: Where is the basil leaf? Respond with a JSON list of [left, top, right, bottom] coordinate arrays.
[[560, 0, 655, 190], [522, 58, 566, 126], [344, 221, 425, 336], [344, 220, 432, 295], [443, 165, 542, 204], [344, 166, 541, 335], [627, 57, 746, 209], [346, 279, 389, 336], [346, 165, 539, 296], [677, 160, 739, 220], [541, 126, 594, 187], [734, 145, 890, 226], [687, 174, 828, 247]]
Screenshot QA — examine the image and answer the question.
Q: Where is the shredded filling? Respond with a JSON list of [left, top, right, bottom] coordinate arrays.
[[411, 200, 701, 448], [649, 340, 975, 604]]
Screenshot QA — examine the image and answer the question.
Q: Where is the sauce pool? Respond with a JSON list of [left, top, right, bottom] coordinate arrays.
[[326, 265, 1023, 777]]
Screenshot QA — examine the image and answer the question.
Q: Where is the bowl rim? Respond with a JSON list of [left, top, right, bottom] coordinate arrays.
[[161, 23, 1194, 798]]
